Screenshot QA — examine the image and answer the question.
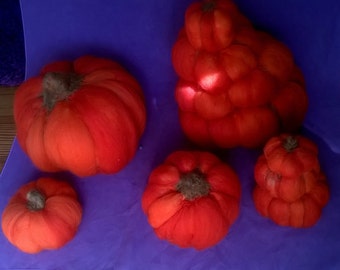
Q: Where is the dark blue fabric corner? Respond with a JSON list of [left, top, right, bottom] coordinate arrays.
[[0, 0, 25, 86]]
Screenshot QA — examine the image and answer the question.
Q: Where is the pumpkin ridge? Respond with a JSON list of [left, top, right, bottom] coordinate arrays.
[[25, 110, 58, 172], [1, 204, 27, 242], [99, 80, 146, 135], [14, 79, 45, 143], [44, 195, 82, 226], [288, 199, 304, 227], [148, 192, 183, 229], [67, 104, 100, 173], [155, 206, 185, 237], [18, 104, 44, 153], [43, 103, 97, 175], [305, 191, 323, 208], [12, 215, 40, 253], [208, 192, 232, 225], [301, 196, 308, 226], [70, 86, 139, 172], [42, 204, 80, 246], [31, 209, 68, 249]]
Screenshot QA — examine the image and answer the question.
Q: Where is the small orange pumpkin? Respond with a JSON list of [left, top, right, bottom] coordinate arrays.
[[254, 134, 322, 202], [253, 134, 330, 227], [1, 177, 82, 253], [142, 150, 241, 250], [14, 55, 146, 177]]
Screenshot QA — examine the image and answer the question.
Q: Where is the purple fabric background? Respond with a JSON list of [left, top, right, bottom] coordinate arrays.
[[1, 0, 340, 269]]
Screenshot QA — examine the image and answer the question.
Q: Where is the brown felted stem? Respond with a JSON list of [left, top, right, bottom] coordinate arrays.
[[202, 1, 216, 12], [283, 136, 299, 152], [26, 189, 46, 211], [42, 72, 83, 111], [176, 169, 210, 200]]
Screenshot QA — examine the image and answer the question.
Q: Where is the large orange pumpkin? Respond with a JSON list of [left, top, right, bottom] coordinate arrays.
[[1, 177, 82, 254], [14, 55, 146, 176], [253, 134, 330, 227], [141, 150, 241, 250], [172, 0, 308, 148]]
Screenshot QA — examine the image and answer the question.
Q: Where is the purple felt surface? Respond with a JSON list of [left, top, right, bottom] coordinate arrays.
[[1, 0, 340, 269]]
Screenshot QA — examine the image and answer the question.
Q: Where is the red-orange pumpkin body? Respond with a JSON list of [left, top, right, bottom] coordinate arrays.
[[253, 181, 329, 228], [253, 134, 330, 227], [14, 55, 146, 176], [1, 177, 82, 253], [141, 151, 241, 250], [172, 0, 308, 148], [254, 134, 321, 202], [172, 30, 259, 93], [184, 0, 251, 52]]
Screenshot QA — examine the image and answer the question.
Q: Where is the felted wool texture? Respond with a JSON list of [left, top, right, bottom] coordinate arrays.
[[1, 0, 340, 269]]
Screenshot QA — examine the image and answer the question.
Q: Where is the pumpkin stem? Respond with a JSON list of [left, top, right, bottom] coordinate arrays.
[[42, 72, 83, 111], [176, 169, 210, 200], [283, 136, 299, 152], [202, 1, 216, 12], [26, 189, 46, 211]]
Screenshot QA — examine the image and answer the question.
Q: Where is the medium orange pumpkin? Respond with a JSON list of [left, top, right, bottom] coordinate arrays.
[[141, 150, 241, 250], [14, 55, 146, 177], [1, 177, 82, 253]]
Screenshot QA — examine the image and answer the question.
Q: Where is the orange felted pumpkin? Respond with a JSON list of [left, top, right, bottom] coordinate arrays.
[[254, 134, 324, 202], [1, 177, 82, 253], [141, 150, 241, 250], [14, 55, 146, 177], [172, 0, 308, 148], [253, 134, 330, 227]]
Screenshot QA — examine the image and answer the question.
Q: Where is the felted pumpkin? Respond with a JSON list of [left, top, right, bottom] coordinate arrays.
[[172, 0, 308, 148], [1, 177, 82, 253], [141, 150, 241, 250], [252, 134, 330, 227], [14, 55, 146, 177], [254, 134, 323, 202], [253, 180, 329, 228]]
